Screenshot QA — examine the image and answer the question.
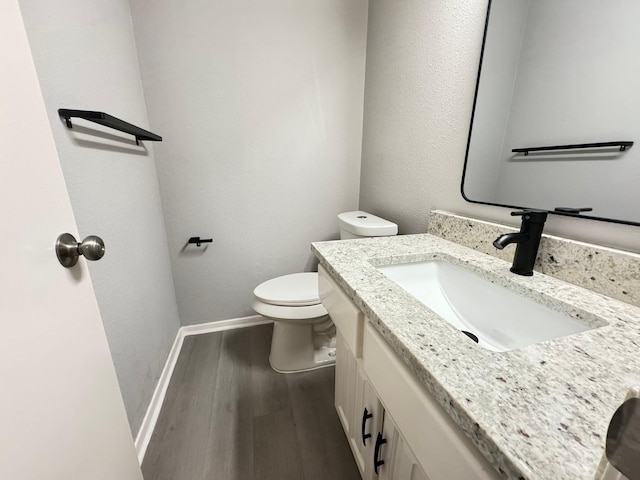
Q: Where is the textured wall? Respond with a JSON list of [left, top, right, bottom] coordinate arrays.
[[130, 0, 369, 325], [19, 0, 181, 435], [359, 0, 640, 253]]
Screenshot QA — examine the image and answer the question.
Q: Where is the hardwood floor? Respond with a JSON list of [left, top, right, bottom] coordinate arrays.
[[142, 324, 360, 480]]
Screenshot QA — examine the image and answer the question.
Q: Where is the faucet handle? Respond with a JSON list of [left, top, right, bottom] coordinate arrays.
[[510, 209, 545, 216], [510, 209, 548, 223]]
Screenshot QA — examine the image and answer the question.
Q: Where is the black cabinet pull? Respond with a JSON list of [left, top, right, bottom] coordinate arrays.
[[361, 407, 373, 446], [374, 432, 387, 474]]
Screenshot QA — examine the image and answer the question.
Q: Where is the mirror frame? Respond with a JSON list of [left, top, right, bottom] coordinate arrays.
[[461, 0, 640, 227]]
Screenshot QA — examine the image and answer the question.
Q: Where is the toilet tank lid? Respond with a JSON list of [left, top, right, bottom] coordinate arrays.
[[253, 272, 321, 307], [338, 211, 398, 237]]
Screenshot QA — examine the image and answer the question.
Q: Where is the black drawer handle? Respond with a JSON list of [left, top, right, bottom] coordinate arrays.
[[361, 407, 373, 446], [374, 432, 387, 474]]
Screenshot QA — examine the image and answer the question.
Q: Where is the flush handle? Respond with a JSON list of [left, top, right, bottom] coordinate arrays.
[[56, 233, 105, 268]]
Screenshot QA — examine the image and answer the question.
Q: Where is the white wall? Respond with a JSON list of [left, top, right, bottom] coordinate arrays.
[[359, 0, 640, 252], [130, 0, 369, 325], [19, 0, 181, 436]]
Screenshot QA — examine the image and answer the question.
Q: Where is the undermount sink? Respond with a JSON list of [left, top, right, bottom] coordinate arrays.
[[377, 260, 597, 352]]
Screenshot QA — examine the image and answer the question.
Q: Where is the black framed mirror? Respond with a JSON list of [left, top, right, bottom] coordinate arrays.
[[462, 0, 640, 227]]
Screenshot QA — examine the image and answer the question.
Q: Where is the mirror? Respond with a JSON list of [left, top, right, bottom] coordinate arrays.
[[462, 0, 640, 226]]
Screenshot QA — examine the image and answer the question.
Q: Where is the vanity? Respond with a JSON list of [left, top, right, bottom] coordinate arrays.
[[312, 232, 640, 480], [311, 1, 640, 477]]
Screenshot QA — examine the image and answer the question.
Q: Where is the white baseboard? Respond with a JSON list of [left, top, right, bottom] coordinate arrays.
[[133, 327, 185, 464], [181, 314, 272, 336], [134, 315, 272, 464]]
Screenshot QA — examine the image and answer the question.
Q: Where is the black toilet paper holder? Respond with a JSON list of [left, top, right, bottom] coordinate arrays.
[[188, 237, 213, 247]]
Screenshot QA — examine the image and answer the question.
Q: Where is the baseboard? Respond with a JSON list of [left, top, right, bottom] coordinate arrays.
[[134, 314, 272, 464], [134, 326, 185, 465], [181, 314, 272, 337]]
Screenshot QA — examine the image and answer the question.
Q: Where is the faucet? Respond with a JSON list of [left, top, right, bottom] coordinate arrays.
[[493, 210, 548, 276]]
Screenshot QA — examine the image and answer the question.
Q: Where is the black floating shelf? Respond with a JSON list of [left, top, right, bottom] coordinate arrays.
[[58, 109, 162, 145], [512, 141, 633, 156]]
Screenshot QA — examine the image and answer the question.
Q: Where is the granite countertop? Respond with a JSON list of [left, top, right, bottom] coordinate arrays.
[[311, 234, 640, 480]]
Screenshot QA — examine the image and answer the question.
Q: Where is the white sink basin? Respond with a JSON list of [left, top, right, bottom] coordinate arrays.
[[377, 260, 596, 352]]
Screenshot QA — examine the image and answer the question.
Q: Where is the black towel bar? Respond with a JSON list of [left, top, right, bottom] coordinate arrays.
[[512, 141, 633, 156], [58, 109, 162, 145]]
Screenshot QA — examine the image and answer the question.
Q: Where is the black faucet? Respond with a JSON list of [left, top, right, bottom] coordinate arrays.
[[493, 210, 548, 276]]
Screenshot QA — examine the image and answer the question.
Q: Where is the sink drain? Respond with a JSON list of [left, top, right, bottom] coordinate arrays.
[[462, 330, 479, 343]]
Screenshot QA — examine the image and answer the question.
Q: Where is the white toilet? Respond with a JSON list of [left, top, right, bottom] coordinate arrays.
[[252, 211, 398, 373]]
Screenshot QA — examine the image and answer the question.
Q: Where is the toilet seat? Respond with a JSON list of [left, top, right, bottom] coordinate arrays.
[[252, 299, 328, 321], [253, 272, 327, 322], [254, 272, 320, 307]]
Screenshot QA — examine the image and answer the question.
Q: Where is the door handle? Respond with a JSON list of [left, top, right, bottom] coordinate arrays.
[[56, 233, 105, 268], [374, 431, 387, 474], [361, 407, 373, 446]]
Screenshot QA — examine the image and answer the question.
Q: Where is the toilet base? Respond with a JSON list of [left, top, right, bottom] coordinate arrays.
[[268, 318, 336, 374]]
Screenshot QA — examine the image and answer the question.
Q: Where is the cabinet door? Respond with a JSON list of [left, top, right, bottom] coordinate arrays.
[[335, 331, 357, 437], [371, 409, 430, 480], [354, 365, 384, 480], [363, 322, 500, 480], [374, 412, 430, 480], [374, 410, 395, 480], [335, 330, 384, 479], [386, 424, 431, 480]]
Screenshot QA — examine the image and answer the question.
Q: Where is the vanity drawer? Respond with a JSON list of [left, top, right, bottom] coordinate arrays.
[[363, 321, 500, 480], [318, 264, 364, 357]]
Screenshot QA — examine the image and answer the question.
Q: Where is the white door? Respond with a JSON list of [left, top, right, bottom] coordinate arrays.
[[0, 2, 143, 479]]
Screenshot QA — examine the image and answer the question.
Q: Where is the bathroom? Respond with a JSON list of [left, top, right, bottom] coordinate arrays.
[[2, 0, 640, 478]]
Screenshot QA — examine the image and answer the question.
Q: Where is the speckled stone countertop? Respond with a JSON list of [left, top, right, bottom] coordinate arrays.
[[311, 234, 640, 480]]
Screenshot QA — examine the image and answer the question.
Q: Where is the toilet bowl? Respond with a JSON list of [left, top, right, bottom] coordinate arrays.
[[252, 272, 335, 373], [253, 211, 397, 373]]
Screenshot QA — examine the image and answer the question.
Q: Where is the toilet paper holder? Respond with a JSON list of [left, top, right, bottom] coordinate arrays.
[[188, 236, 212, 247]]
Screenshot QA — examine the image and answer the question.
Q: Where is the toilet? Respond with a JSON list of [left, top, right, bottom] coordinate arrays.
[[252, 211, 398, 373]]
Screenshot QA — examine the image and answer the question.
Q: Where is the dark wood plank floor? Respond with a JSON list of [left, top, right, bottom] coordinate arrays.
[[142, 324, 360, 480]]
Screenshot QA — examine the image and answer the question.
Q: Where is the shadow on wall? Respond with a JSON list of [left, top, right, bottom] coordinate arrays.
[[304, 231, 341, 272], [61, 122, 150, 156], [180, 243, 211, 256]]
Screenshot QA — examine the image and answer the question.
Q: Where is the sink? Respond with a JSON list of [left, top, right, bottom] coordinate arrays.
[[377, 260, 597, 352]]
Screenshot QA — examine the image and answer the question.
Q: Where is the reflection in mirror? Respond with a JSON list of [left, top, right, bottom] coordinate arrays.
[[463, 0, 640, 226]]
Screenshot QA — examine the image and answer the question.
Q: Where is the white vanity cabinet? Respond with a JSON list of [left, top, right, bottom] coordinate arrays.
[[319, 265, 500, 480], [336, 326, 427, 480], [335, 332, 385, 478]]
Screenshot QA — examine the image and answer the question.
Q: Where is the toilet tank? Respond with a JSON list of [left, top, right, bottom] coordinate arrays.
[[338, 211, 398, 240]]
